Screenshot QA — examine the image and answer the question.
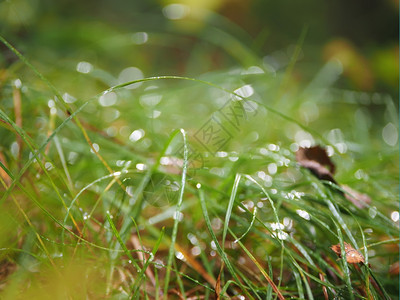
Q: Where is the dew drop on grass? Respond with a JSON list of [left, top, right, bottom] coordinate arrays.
[[118, 67, 143, 89], [47, 99, 55, 108], [233, 84, 254, 100], [50, 107, 57, 115], [290, 143, 299, 152], [196, 183, 201, 189], [270, 222, 284, 231], [267, 163, 277, 175], [106, 126, 117, 137], [283, 217, 293, 229], [187, 233, 198, 245], [175, 251, 185, 261], [62, 93, 76, 103], [216, 151, 228, 158], [296, 209, 310, 220], [139, 93, 162, 107], [147, 110, 161, 119], [90, 143, 100, 153], [211, 218, 222, 230], [228, 155, 239, 162], [241, 66, 264, 75], [163, 4, 189, 20], [14, 79, 22, 88], [76, 61, 93, 73], [191, 246, 201, 256], [129, 129, 145, 142], [173, 211, 183, 221], [10, 142, 19, 158], [136, 163, 147, 171], [132, 32, 148, 45], [391, 211, 399, 222], [126, 186, 134, 197], [259, 147, 268, 155], [116, 160, 125, 167], [369, 206, 377, 218], [382, 122, 398, 146], [210, 167, 225, 176], [45, 162, 53, 170], [268, 143, 279, 151], [154, 259, 164, 269], [99, 91, 117, 107]]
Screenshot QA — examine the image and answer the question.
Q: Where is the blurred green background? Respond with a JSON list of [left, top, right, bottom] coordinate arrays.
[[0, 1, 398, 298], [0, 0, 398, 94]]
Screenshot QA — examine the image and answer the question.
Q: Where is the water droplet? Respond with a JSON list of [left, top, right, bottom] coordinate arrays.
[[268, 144, 279, 151], [129, 129, 145, 142], [391, 211, 399, 222], [173, 211, 183, 221], [10, 142, 19, 158], [369, 206, 377, 219], [140, 93, 162, 107], [14, 79, 22, 88], [187, 233, 198, 245], [126, 186, 134, 197], [45, 162, 54, 170], [132, 32, 148, 45], [48, 99, 55, 108], [147, 110, 161, 119], [241, 66, 264, 75], [233, 84, 254, 100], [118, 67, 143, 89], [191, 246, 201, 256], [175, 251, 185, 261], [382, 123, 398, 146], [267, 163, 277, 175], [163, 4, 189, 20], [296, 209, 310, 220], [216, 151, 228, 158], [136, 163, 147, 171], [90, 143, 100, 153], [99, 92, 117, 107], [62, 93, 77, 103], [76, 61, 93, 74]]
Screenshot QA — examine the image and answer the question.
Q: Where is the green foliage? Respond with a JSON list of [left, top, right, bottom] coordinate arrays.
[[0, 3, 398, 298]]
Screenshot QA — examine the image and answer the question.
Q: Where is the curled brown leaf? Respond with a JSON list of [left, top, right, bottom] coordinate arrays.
[[295, 145, 336, 183], [330, 242, 365, 264], [295, 145, 372, 209]]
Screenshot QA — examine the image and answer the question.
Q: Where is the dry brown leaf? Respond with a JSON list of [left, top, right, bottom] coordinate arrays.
[[295, 145, 336, 183], [330, 242, 365, 264], [296, 145, 372, 209]]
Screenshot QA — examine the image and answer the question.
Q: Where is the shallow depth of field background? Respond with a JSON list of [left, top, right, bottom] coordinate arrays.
[[0, 0, 398, 299]]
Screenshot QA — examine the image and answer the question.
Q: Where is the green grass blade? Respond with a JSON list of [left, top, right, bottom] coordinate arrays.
[[163, 129, 188, 299]]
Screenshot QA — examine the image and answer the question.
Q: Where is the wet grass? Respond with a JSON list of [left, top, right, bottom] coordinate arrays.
[[0, 32, 398, 300]]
